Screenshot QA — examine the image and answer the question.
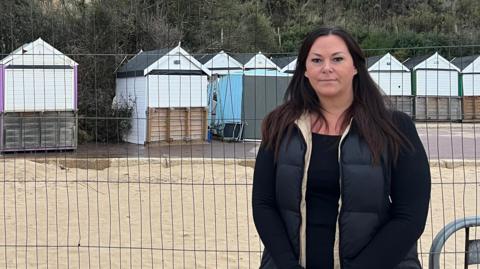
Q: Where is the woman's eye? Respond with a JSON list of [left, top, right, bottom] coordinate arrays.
[[312, 58, 322, 63], [333, 57, 344, 62]]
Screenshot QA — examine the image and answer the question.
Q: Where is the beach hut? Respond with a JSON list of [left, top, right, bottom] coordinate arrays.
[[404, 52, 461, 121], [232, 52, 280, 71], [451, 55, 480, 121], [115, 44, 211, 144], [195, 51, 243, 76], [0, 38, 78, 152], [367, 53, 413, 117], [211, 69, 291, 140], [271, 56, 297, 74]]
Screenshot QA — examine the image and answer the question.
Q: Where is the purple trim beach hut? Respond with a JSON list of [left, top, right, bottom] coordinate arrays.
[[0, 38, 78, 152]]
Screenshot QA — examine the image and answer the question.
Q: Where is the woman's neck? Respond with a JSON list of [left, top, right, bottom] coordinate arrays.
[[311, 107, 351, 135], [318, 91, 353, 116]]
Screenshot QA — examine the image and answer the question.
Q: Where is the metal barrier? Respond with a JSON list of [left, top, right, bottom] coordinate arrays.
[[429, 216, 480, 269]]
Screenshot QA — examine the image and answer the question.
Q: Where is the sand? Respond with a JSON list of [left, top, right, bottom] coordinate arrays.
[[0, 157, 478, 268]]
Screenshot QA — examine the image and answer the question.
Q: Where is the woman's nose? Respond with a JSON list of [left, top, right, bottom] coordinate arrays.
[[321, 61, 333, 73]]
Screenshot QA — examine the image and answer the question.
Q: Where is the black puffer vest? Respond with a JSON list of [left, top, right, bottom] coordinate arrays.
[[259, 116, 421, 269]]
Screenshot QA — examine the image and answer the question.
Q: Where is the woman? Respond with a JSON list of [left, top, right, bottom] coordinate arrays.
[[252, 26, 431, 269]]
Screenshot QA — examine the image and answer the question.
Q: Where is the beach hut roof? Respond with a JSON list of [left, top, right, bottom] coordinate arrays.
[[194, 53, 216, 64], [451, 55, 480, 70], [367, 53, 410, 72], [366, 55, 383, 68], [403, 52, 460, 72], [117, 45, 211, 76], [271, 56, 297, 69], [402, 54, 433, 69], [117, 48, 170, 73], [230, 53, 257, 65], [243, 52, 280, 70], [0, 37, 77, 66], [201, 51, 243, 70]]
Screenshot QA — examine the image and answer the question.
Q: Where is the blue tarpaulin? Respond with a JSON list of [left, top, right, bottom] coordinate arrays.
[[214, 72, 244, 124], [212, 70, 291, 124]]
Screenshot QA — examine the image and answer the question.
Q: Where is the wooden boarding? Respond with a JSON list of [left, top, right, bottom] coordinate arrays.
[[384, 95, 414, 118], [1, 111, 77, 151], [414, 96, 462, 121], [462, 96, 480, 122], [147, 107, 207, 143]]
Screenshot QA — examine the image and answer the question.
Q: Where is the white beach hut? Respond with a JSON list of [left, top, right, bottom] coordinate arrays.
[[452, 55, 480, 120], [367, 53, 413, 117], [404, 52, 461, 121], [115, 44, 211, 144]]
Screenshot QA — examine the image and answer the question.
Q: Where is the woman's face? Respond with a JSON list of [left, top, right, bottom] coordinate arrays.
[[304, 34, 357, 104]]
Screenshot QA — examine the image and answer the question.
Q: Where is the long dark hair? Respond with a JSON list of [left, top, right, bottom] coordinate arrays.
[[261, 26, 411, 164]]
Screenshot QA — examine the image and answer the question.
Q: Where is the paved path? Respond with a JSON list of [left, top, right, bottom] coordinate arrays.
[[4, 123, 480, 160], [416, 123, 480, 159]]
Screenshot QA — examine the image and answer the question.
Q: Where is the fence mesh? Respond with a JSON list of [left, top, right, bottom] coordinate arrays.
[[1, 1, 480, 268]]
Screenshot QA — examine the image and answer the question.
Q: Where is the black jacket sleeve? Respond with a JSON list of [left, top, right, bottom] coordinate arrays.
[[252, 144, 304, 269], [346, 112, 431, 269]]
